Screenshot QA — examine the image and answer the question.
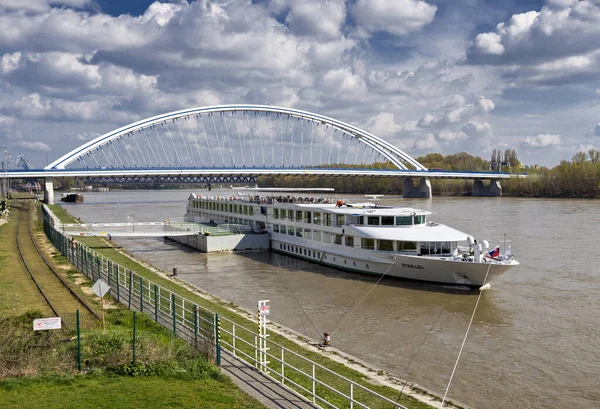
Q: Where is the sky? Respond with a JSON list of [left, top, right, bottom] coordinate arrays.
[[1, 0, 600, 169]]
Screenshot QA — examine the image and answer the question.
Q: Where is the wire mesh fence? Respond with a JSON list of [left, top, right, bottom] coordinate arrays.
[[43, 207, 218, 363]]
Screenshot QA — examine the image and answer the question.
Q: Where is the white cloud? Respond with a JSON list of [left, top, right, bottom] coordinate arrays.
[[364, 112, 397, 138], [413, 132, 438, 150], [472, 32, 504, 55], [476, 96, 495, 112], [465, 1, 600, 85], [15, 140, 51, 152], [4, 93, 103, 122], [279, 0, 346, 41], [521, 133, 561, 148], [437, 129, 467, 141], [352, 0, 437, 36]]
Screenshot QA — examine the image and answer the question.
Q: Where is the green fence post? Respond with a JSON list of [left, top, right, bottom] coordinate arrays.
[[76, 309, 81, 372], [171, 293, 176, 335], [215, 314, 221, 366], [194, 305, 198, 349], [154, 284, 158, 323], [116, 263, 120, 302], [132, 311, 137, 365], [128, 270, 133, 309], [139, 277, 144, 313]]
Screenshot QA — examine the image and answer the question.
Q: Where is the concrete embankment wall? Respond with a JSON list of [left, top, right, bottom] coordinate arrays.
[[166, 233, 270, 252]]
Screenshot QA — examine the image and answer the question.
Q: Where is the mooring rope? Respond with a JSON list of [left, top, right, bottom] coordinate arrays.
[[440, 262, 493, 408], [274, 254, 323, 340], [330, 258, 396, 336]]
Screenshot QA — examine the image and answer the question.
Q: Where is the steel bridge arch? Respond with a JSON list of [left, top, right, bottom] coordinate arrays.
[[46, 104, 427, 171]]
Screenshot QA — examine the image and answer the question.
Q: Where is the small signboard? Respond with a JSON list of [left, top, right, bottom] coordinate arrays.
[[91, 279, 110, 298], [258, 300, 271, 316], [33, 317, 62, 331]]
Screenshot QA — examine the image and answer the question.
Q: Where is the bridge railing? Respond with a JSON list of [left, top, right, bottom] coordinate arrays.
[[43, 204, 414, 409]]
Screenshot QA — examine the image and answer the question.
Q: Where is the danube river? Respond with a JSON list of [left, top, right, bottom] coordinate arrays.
[[62, 189, 600, 409]]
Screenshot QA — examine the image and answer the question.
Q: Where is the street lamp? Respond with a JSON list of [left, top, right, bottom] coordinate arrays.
[[1, 148, 13, 200]]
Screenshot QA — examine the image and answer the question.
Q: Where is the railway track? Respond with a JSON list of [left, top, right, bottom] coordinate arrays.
[[14, 200, 101, 322]]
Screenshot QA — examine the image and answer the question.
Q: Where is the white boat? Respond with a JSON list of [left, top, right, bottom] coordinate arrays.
[[184, 191, 518, 287]]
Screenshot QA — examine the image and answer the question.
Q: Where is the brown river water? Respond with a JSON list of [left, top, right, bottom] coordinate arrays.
[[62, 189, 600, 409]]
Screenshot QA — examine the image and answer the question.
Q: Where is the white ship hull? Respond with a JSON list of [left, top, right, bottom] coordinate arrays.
[[271, 236, 516, 287], [185, 191, 519, 287]]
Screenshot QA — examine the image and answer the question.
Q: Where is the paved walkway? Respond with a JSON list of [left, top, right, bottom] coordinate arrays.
[[220, 350, 317, 409]]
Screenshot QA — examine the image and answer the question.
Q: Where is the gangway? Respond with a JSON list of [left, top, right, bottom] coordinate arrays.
[[57, 220, 240, 238]]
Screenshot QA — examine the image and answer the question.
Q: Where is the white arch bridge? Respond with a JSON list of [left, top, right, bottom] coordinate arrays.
[[8, 104, 524, 201]]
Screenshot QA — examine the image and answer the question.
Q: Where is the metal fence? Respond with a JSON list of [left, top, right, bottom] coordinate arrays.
[[43, 205, 410, 409]]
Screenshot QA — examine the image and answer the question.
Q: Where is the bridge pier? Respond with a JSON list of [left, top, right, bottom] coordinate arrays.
[[472, 178, 502, 197], [43, 178, 54, 204], [402, 177, 432, 199]]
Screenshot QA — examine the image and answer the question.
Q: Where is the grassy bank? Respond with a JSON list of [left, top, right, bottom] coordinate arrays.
[[0, 202, 266, 409], [46, 204, 454, 409]]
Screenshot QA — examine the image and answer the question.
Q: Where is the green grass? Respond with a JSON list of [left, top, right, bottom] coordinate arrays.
[[0, 203, 268, 409], [0, 375, 265, 409]]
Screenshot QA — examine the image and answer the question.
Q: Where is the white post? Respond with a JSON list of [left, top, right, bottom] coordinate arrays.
[[312, 364, 316, 404], [281, 348, 285, 385], [232, 325, 236, 357], [350, 383, 354, 409], [257, 299, 270, 373]]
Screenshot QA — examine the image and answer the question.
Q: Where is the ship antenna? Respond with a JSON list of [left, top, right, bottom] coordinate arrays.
[[440, 262, 492, 408]]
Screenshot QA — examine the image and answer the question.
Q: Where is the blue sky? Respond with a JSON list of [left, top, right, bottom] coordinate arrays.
[[1, 0, 599, 168]]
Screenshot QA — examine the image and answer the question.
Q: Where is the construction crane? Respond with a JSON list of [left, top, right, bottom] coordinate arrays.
[[16, 154, 35, 170]]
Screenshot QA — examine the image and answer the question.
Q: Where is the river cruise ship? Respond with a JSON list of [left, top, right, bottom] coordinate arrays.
[[184, 190, 518, 286]]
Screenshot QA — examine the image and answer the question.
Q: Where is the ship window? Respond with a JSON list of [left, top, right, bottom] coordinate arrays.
[[233, 204, 238, 213], [273, 224, 279, 233], [345, 235, 354, 247], [344, 260, 347, 264], [304, 229, 312, 240], [353, 261, 356, 266], [359, 216, 364, 225], [313, 212, 321, 224], [323, 232, 332, 243], [281, 209, 286, 219], [318, 252, 321, 258], [288, 226, 295, 236], [334, 234, 343, 245], [361, 238, 375, 250], [280, 225, 286, 234], [229, 204, 233, 212], [243, 206, 248, 215], [413, 214, 425, 224], [378, 240, 394, 251], [397, 241, 417, 251], [296, 210, 302, 222], [367, 216, 379, 226], [324, 213, 332, 226], [296, 229, 302, 237], [304, 249, 307, 255], [305, 211, 312, 223], [382, 216, 394, 226], [313, 231, 322, 242], [335, 214, 345, 227], [273, 209, 279, 219], [249, 207, 254, 216], [396, 216, 412, 226]]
